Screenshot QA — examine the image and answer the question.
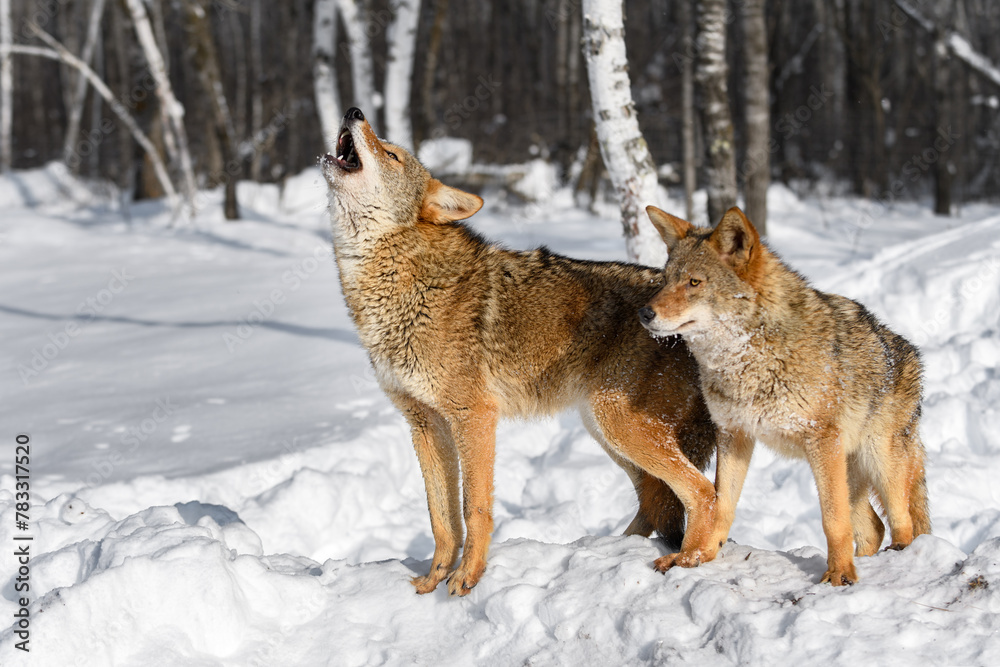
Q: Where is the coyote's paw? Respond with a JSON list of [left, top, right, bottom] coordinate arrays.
[[411, 572, 446, 595], [885, 541, 910, 551], [446, 563, 485, 596], [820, 564, 857, 586], [653, 550, 703, 573], [411, 562, 453, 594]]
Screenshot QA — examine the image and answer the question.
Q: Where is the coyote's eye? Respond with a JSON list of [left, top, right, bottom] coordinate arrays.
[[386, 151, 399, 162], [689, 278, 701, 287]]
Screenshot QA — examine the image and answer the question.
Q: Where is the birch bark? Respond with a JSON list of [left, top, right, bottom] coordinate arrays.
[[313, 0, 341, 154], [0, 0, 12, 172], [63, 0, 108, 170], [384, 0, 421, 150], [124, 0, 197, 213], [696, 0, 737, 224], [336, 0, 377, 122], [581, 0, 665, 266]]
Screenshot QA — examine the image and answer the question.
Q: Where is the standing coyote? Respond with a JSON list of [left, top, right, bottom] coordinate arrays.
[[321, 107, 718, 595], [638, 205, 930, 585]]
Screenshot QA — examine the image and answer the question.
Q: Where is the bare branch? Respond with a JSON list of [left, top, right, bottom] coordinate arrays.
[[13, 26, 177, 203]]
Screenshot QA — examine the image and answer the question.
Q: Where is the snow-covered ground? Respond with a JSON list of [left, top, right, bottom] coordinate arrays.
[[1, 163, 999, 665]]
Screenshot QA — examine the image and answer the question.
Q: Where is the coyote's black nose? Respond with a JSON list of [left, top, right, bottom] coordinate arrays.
[[345, 107, 365, 122], [638, 306, 656, 325]]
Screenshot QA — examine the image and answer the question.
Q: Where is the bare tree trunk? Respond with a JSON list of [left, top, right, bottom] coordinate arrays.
[[696, 0, 737, 224], [283, 0, 305, 177], [556, 0, 569, 136], [932, 32, 952, 216], [146, 0, 179, 166], [111, 0, 135, 210], [336, 0, 377, 121], [88, 22, 103, 176], [384, 0, 421, 150], [228, 9, 248, 141], [184, 0, 239, 219], [56, 0, 83, 123], [567, 3, 582, 149], [64, 0, 108, 171], [417, 0, 448, 147], [835, 0, 887, 197], [582, 0, 665, 266], [250, 0, 264, 180], [0, 0, 12, 172], [679, 0, 696, 222], [124, 0, 197, 213], [313, 0, 341, 154], [742, 0, 769, 233]]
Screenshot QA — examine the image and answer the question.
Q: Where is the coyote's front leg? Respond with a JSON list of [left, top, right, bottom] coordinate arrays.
[[391, 391, 463, 594], [445, 401, 499, 596]]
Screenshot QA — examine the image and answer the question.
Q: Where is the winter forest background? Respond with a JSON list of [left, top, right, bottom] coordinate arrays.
[[2, 0, 999, 232]]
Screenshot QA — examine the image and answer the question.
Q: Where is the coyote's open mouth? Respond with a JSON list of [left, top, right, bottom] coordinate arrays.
[[325, 126, 361, 172]]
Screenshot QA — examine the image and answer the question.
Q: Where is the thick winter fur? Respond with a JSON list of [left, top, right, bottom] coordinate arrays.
[[321, 108, 718, 595], [640, 205, 930, 586]]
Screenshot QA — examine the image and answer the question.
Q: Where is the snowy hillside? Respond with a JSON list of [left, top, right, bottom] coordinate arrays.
[[1, 165, 999, 665]]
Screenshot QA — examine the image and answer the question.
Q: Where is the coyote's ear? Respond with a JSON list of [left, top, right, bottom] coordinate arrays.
[[709, 207, 759, 277], [420, 179, 483, 223], [646, 206, 691, 251]]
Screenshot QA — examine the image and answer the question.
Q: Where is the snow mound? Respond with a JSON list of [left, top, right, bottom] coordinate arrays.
[[0, 162, 99, 209], [3, 494, 999, 666]]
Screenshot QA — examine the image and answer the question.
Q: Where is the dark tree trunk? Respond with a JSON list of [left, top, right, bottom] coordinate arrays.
[[183, 0, 239, 219]]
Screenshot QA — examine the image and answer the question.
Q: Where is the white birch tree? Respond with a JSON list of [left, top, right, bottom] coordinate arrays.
[[0, 0, 12, 173], [581, 0, 665, 266], [384, 0, 421, 150], [742, 0, 769, 233], [697, 0, 737, 225], [63, 0, 107, 170], [124, 0, 197, 212], [336, 0, 377, 122], [313, 0, 341, 154]]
